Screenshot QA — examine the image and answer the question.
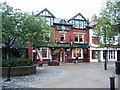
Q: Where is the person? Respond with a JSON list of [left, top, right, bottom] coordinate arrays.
[[75, 57, 78, 63]]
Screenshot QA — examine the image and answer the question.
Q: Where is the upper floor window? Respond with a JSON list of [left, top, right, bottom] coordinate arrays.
[[61, 33, 65, 42], [118, 36, 120, 44], [46, 17, 54, 26], [74, 34, 84, 43], [92, 37, 100, 44]]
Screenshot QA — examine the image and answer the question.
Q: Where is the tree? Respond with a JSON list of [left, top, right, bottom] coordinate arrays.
[[93, 0, 120, 70], [94, 0, 120, 47], [1, 2, 54, 59]]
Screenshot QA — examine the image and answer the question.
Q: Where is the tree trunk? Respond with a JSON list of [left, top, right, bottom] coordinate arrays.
[[6, 46, 11, 59]]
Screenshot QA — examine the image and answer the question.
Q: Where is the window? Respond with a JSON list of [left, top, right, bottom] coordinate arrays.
[[61, 33, 65, 42], [45, 17, 54, 26], [108, 50, 116, 60], [92, 50, 99, 59], [74, 34, 84, 43], [79, 34, 83, 42], [75, 34, 79, 42], [42, 48, 47, 57], [72, 20, 87, 29], [113, 37, 115, 43], [103, 50, 108, 60], [39, 48, 49, 59], [72, 48, 83, 58], [118, 36, 120, 44], [92, 37, 100, 44]]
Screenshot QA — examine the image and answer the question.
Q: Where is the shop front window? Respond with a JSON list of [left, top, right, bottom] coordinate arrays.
[[108, 50, 116, 60], [39, 48, 49, 59], [72, 48, 83, 58], [92, 50, 99, 59]]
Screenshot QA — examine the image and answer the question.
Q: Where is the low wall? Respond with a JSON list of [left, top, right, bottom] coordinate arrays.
[[1, 64, 36, 77]]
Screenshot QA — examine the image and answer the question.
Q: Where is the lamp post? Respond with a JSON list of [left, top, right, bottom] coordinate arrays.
[[104, 27, 107, 70]]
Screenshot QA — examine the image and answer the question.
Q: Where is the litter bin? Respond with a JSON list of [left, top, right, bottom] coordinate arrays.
[[115, 61, 120, 74]]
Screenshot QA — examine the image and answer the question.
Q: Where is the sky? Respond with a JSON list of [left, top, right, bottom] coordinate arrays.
[[1, 0, 105, 20]]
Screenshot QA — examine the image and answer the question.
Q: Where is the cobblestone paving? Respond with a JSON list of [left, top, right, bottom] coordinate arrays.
[[1, 67, 66, 88]]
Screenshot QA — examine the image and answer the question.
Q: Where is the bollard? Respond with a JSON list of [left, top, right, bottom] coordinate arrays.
[[109, 76, 115, 90], [6, 65, 11, 81]]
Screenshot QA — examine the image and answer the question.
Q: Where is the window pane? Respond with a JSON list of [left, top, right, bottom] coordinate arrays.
[[42, 48, 47, 58], [79, 34, 83, 42], [73, 49, 82, 58], [75, 21, 79, 28], [75, 34, 78, 42], [61, 33, 65, 41]]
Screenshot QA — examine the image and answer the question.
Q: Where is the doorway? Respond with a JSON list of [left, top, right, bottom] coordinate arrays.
[[59, 48, 64, 62]]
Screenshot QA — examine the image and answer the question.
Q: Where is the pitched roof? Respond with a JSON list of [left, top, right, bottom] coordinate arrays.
[[36, 8, 56, 18], [68, 13, 87, 21]]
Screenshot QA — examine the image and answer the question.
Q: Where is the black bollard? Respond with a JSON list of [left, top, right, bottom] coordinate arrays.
[[7, 65, 11, 81], [109, 76, 115, 90]]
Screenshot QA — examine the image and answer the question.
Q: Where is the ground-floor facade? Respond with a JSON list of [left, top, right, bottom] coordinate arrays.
[[28, 43, 90, 64], [90, 47, 120, 62], [28, 43, 120, 63]]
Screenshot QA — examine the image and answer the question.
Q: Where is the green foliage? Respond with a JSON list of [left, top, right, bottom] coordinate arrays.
[[94, 0, 120, 48], [21, 14, 54, 44], [1, 2, 55, 58], [2, 58, 33, 67]]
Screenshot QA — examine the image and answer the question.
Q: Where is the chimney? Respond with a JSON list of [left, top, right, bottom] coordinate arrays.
[[91, 14, 97, 22]]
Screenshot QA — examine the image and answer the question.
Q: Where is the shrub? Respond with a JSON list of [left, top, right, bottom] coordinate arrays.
[[2, 58, 33, 67]]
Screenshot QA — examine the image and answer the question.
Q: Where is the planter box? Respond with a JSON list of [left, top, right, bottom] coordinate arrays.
[[1, 64, 36, 77], [48, 61, 59, 66]]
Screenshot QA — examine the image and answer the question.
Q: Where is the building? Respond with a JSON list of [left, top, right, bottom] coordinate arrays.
[[89, 14, 120, 62], [28, 9, 120, 64], [2, 41, 28, 59], [28, 8, 90, 63]]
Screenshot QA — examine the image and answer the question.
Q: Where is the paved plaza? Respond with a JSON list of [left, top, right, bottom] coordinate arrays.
[[1, 61, 119, 89]]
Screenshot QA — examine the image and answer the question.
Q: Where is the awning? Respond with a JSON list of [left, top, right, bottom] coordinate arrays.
[[32, 43, 88, 48]]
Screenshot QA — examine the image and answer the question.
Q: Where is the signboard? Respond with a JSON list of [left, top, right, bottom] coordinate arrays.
[[37, 50, 43, 61], [56, 26, 70, 31]]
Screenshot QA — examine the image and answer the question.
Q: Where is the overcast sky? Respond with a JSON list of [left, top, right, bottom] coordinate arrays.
[[1, 0, 105, 20]]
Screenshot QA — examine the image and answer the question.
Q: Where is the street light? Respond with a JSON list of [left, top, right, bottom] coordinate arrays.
[[104, 28, 107, 70]]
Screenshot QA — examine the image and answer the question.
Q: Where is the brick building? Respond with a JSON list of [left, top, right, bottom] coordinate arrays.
[[28, 8, 90, 63]]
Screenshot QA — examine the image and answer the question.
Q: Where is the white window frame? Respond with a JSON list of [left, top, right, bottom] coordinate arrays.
[[72, 48, 83, 59], [39, 48, 49, 59], [74, 33, 84, 43], [75, 34, 79, 43], [60, 33, 65, 42], [79, 34, 84, 43]]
